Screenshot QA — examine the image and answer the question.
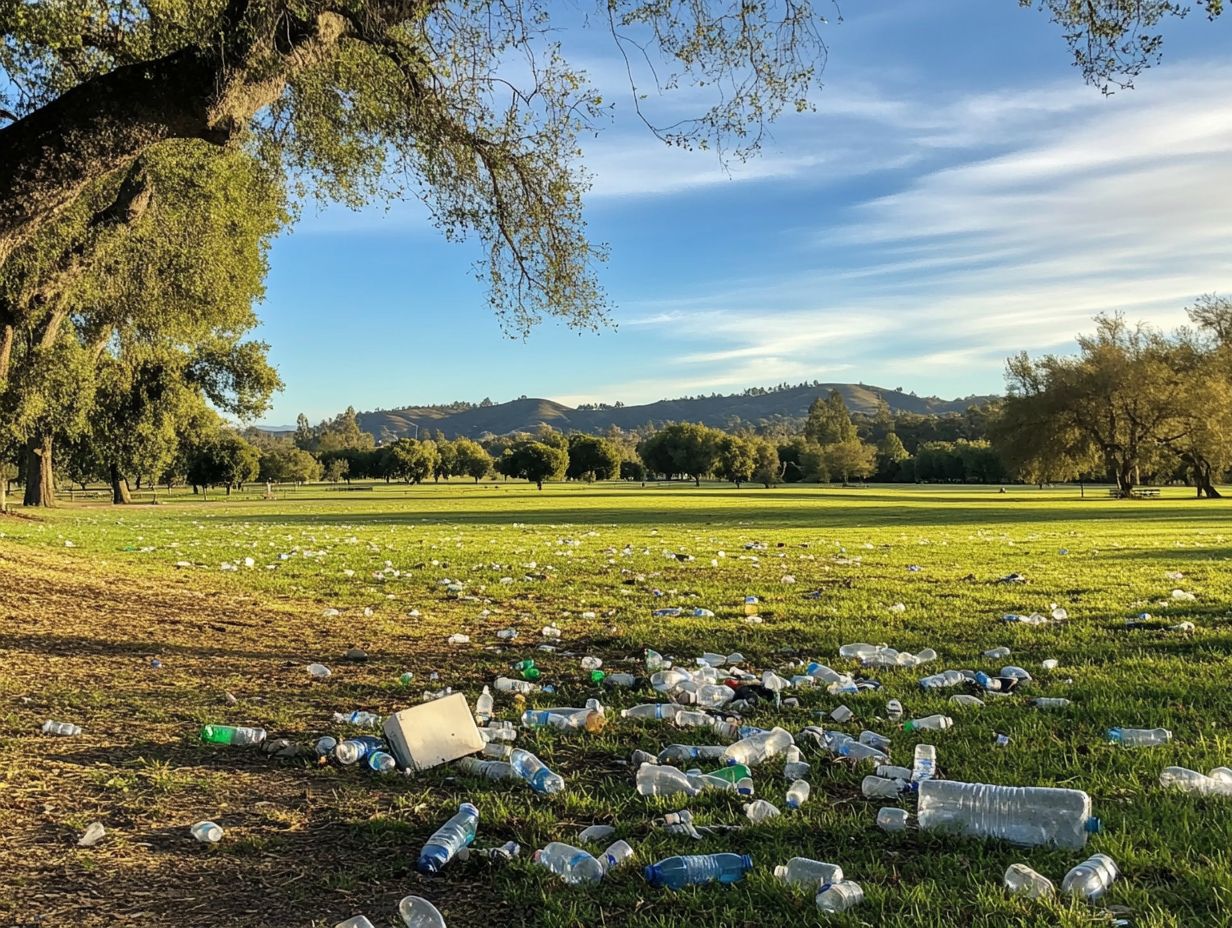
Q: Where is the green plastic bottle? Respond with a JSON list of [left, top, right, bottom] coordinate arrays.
[[706, 763, 753, 784], [200, 724, 267, 746], [590, 670, 606, 684]]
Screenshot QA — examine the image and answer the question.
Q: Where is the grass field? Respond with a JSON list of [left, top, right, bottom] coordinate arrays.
[[2, 482, 1231, 927]]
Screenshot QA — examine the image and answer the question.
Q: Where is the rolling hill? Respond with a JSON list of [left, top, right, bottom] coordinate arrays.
[[352, 383, 997, 441]]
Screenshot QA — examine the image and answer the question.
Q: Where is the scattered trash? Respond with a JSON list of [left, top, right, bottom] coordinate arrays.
[[774, 857, 843, 889], [200, 724, 266, 746], [1004, 863, 1054, 899], [1030, 698, 1071, 710], [644, 853, 752, 888], [190, 821, 223, 843], [398, 895, 447, 928], [912, 744, 937, 782], [816, 880, 863, 914], [1061, 853, 1118, 901], [511, 748, 565, 794], [744, 799, 781, 823], [535, 842, 604, 884], [1160, 766, 1232, 796], [786, 779, 810, 809], [578, 824, 616, 845], [903, 714, 951, 733], [1108, 727, 1171, 747], [307, 663, 332, 680], [877, 808, 910, 832], [77, 822, 106, 847], [417, 802, 479, 873], [42, 720, 81, 736], [383, 693, 485, 771], [917, 780, 1097, 848]]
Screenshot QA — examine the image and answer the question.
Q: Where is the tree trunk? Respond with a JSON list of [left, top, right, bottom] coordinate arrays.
[[22, 434, 54, 507], [110, 463, 132, 504], [0, 322, 13, 379], [536, 479, 543, 490], [1192, 458, 1223, 499], [0, 471, 6, 514], [694, 475, 701, 487]]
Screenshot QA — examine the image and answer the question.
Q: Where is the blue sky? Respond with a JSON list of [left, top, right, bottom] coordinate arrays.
[[256, 0, 1232, 427]]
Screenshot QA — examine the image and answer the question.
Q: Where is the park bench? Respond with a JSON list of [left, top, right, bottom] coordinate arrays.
[[1107, 487, 1161, 498]]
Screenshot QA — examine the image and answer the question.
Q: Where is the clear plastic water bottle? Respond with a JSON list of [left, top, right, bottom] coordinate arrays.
[[1061, 853, 1118, 900], [950, 694, 985, 708], [839, 741, 888, 764], [190, 820, 224, 843], [604, 672, 637, 687], [774, 857, 843, 889], [659, 744, 726, 764], [578, 824, 616, 844], [600, 839, 634, 872], [786, 779, 811, 809], [335, 916, 374, 928], [862, 775, 907, 799], [903, 715, 952, 733], [645, 649, 668, 671], [644, 853, 753, 889], [534, 841, 605, 884], [1107, 727, 1171, 747], [784, 760, 812, 781], [1004, 862, 1055, 899], [200, 724, 267, 746], [398, 894, 447, 928], [367, 750, 396, 773], [475, 686, 494, 725], [1029, 697, 1070, 710], [858, 730, 892, 751], [722, 727, 793, 767], [912, 743, 937, 782], [417, 802, 479, 873], [674, 709, 716, 728], [494, 676, 539, 694], [482, 741, 513, 760], [637, 763, 699, 797], [334, 710, 380, 728], [1160, 766, 1232, 796], [816, 880, 863, 914], [457, 756, 517, 781], [521, 707, 604, 732], [877, 807, 909, 832], [622, 703, 677, 720], [334, 736, 384, 765], [509, 748, 565, 794], [744, 799, 781, 823], [983, 646, 1011, 658], [917, 780, 1098, 848], [877, 764, 912, 781], [42, 720, 82, 736]]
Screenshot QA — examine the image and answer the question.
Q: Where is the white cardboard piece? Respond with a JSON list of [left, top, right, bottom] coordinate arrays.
[[382, 692, 484, 771]]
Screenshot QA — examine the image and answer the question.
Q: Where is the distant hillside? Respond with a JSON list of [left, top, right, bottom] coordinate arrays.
[[353, 383, 998, 441]]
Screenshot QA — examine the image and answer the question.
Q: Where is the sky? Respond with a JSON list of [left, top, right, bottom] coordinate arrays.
[[255, 0, 1232, 427]]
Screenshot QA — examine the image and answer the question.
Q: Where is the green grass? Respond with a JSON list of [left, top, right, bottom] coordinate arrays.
[[3, 481, 1232, 927]]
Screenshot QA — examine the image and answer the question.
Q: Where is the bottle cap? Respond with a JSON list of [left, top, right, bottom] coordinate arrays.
[[741, 854, 753, 871], [1085, 816, 1101, 833]]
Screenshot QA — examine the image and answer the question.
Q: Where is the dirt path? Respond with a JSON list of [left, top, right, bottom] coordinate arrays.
[[0, 544, 509, 928]]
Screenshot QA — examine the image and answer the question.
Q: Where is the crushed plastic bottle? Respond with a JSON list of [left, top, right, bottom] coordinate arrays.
[[398, 895, 447, 928], [534, 841, 605, 884], [521, 707, 605, 733], [1041, 659, 1059, 670], [950, 694, 985, 708], [78, 822, 106, 847], [644, 853, 753, 889], [42, 720, 82, 736], [876, 764, 912, 781], [334, 736, 384, 765], [510, 749, 565, 794], [645, 649, 668, 671], [911, 744, 937, 782], [744, 799, 781, 823], [722, 727, 793, 767], [367, 750, 396, 773], [917, 780, 1098, 848], [784, 760, 812, 781], [190, 821, 224, 843], [816, 880, 863, 915], [1061, 853, 1118, 901], [877, 807, 910, 832], [786, 779, 811, 809], [457, 757, 518, 781], [1004, 862, 1055, 899], [600, 839, 634, 872], [200, 724, 267, 746], [621, 703, 677, 721], [859, 730, 892, 751], [983, 646, 1012, 659], [1107, 727, 1172, 747], [838, 740, 888, 764], [774, 857, 843, 889], [494, 676, 540, 694], [333, 710, 381, 728], [903, 715, 952, 733], [1159, 766, 1232, 796], [658, 744, 727, 765], [830, 705, 854, 723], [862, 775, 908, 799], [447, 634, 470, 645], [578, 824, 616, 845], [637, 763, 699, 797], [474, 687, 494, 725], [417, 802, 479, 873], [307, 663, 332, 680]]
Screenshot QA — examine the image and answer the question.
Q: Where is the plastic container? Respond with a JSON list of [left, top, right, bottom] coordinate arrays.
[[417, 802, 479, 873], [722, 727, 793, 767], [509, 748, 565, 794], [658, 744, 726, 764], [1004, 862, 1055, 899], [1061, 853, 1118, 900], [911, 744, 937, 782], [398, 895, 447, 928], [744, 799, 781, 823], [200, 724, 266, 746], [637, 763, 699, 797], [42, 720, 82, 737], [816, 880, 863, 914], [786, 779, 811, 809], [862, 775, 906, 799], [917, 780, 1098, 848], [903, 715, 952, 733], [190, 821, 223, 843], [1107, 727, 1171, 747], [534, 841, 604, 884], [644, 853, 752, 889], [774, 857, 842, 889], [877, 807, 909, 832]]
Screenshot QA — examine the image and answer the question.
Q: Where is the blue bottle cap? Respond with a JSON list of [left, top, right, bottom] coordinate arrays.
[[643, 864, 659, 884], [1086, 816, 1101, 833], [741, 854, 754, 871]]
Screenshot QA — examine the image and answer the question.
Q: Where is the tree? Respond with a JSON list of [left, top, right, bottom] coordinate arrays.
[[316, 406, 374, 453], [259, 441, 322, 483], [751, 438, 781, 488], [821, 438, 875, 484], [323, 457, 349, 483], [187, 430, 259, 496], [451, 438, 492, 483], [385, 437, 439, 484], [294, 413, 316, 450], [495, 440, 567, 490], [875, 433, 910, 481], [804, 390, 858, 446], [777, 437, 823, 483], [716, 434, 756, 487], [566, 433, 621, 481], [433, 439, 458, 482], [637, 423, 721, 485]]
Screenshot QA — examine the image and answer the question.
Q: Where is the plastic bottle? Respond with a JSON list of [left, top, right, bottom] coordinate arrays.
[[1027, 697, 1070, 710], [78, 821, 106, 847], [315, 736, 338, 757], [367, 750, 396, 773], [604, 672, 637, 687], [744, 799, 781, 823], [786, 779, 811, 809], [862, 775, 907, 799], [1107, 727, 1171, 747], [983, 646, 1011, 658], [417, 802, 479, 873], [1160, 766, 1232, 796], [1004, 862, 1055, 899], [722, 727, 794, 767], [886, 699, 903, 721], [694, 684, 735, 707], [774, 857, 843, 888], [534, 841, 605, 884], [494, 676, 539, 694], [703, 763, 753, 784], [659, 744, 726, 765], [877, 764, 912, 781], [917, 780, 1098, 848], [398, 895, 447, 928], [644, 853, 753, 889], [1061, 853, 1118, 900], [335, 917, 375, 928], [475, 687, 494, 725], [199, 724, 267, 746], [816, 880, 863, 915], [622, 703, 677, 721], [784, 760, 812, 781], [190, 821, 224, 843], [334, 736, 384, 765], [674, 709, 716, 728], [950, 694, 985, 708], [637, 763, 699, 797], [838, 740, 888, 764], [911, 744, 937, 782], [903, 715, 952, 733], [509, 748, 565, 794], [877, 807, 909, 832], [457, 757, 517, 781], [42, 720, 82, 736], [858, 730, 892, 751], [333, 710, 381, 728], [581, 656, 603, 671], [829, 705, 854, 723], [521, 707, 604, 733], [645, 649, 668, 671], [600, 839, 634, 872], [307, 662, 332, 679], [482, 741, 513, 760]]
